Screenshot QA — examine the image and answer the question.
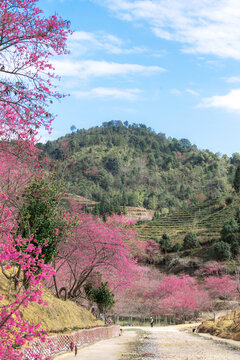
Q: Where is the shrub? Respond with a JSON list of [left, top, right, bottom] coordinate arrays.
[[172, 242, 182, 252], [212, 241, 231, 261], [225, 196, 233, 205], [159, 233, 173, 253], [230, 239, 239, 258], [221, 218, 239, 244], [182, 232, 199, 250]]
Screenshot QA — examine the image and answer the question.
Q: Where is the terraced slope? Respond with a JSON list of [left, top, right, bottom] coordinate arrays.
[[64, 194, 154, 220], [136, 198, 240, 244]]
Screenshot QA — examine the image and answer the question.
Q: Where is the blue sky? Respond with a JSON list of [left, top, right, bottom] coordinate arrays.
[[38, 0, 240, 156]]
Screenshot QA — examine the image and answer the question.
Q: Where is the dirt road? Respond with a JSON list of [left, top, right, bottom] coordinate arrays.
[[54, 326, 240, 360]]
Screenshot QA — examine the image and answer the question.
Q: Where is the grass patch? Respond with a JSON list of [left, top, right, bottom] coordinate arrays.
[[0, 271, 103, 334]]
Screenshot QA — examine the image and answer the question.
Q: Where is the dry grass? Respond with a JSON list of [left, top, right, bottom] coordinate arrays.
[[0, 271, 103, 334], [198, 309, 240, 341]]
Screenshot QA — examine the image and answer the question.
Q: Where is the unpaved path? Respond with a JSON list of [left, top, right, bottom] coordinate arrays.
[[54, 326, 240, 360], [139, 326, 240, 359], [54, 330, 137, 360]]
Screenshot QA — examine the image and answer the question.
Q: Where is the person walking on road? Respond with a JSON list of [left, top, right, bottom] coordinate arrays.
[[150, 317, 154, 327]]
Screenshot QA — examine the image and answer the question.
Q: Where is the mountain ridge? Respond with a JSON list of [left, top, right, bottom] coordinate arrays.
[[38, 121, 239, 211]]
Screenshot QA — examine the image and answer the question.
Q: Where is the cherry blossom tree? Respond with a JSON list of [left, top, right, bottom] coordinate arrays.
[[0, 0, 71, 358], [51, 212, 135, 301], [0, 192, 55, 359], [112, 265, 162, 319], [147, 275, 210, 321], [0, 0, 71, 141], [203, 274, 238, 319], [204, 275, 237, 301]]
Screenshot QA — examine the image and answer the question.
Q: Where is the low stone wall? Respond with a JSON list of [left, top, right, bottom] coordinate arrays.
[[24, 326, 121, 359]]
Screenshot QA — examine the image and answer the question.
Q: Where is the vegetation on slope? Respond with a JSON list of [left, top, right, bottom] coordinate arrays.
[[136, 196, 240, 245], [38, 121, 239, 211], [198, 310, 240, 341], [0, 272, 102, 333]]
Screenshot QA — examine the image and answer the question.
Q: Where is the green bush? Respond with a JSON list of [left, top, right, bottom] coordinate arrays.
[[85, 281, 115, 315], [172, 242, 182, 252], [159, 233, 173, 253], [221, 218, 239, 243], [212, 241, 231, 261], [182, 232, 199, 250]]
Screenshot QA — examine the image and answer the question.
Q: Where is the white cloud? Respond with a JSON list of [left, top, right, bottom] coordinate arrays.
[[200, 89, 240, 112], [99, 0, 240, 59], [68, 31, 147, 56], [52, 59, 164, 78], [72, 87, 142, 100], [170, 88, 199, 96], [227, 77, 240, 83], [186, 89, 199, 96], [170, 89, 182, 96]]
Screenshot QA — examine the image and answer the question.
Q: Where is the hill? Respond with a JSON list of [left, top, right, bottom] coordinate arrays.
[[37, 121, 239, 211]]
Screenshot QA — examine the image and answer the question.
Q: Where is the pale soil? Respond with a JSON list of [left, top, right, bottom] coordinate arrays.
[[54, 325, 240, 360], [54, 330, 137, 360]]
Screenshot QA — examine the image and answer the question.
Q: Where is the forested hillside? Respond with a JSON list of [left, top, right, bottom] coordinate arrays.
[[38, 121, 239, 211]]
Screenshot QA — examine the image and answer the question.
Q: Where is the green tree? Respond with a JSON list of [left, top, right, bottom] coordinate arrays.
[[85, 281, 115, 316], [105, 157, 120, 175], [221, 218, 239, 244], [212, 241, 231, 261], [70, 125, 76, 132], [18, 175, 69, 264], [221, 218, 240, 258], [233, 165, 240, 193], [182, 232, 199, 250], [159, 233, 173, 254], [172, 242, 182, 252]]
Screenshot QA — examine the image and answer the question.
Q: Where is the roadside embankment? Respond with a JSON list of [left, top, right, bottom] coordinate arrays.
[[197, 309, 240, 341], [24, 325, 121, 359]]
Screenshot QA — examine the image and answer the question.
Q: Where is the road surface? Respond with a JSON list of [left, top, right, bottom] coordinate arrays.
[[54, 325, 240, 360]]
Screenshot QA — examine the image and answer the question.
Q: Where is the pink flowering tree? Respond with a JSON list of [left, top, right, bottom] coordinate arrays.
[[204, 275, 237, 300], [51, 212, 136, 301], [0, 232, 54, 359], [147, 275, 210, 321], [106, 214, 138, 227], [112, 265, 162, 318], [0, 0, 71, 141], [107, 214, 155, 262], [0, 176, 69, 360], [195, 261, 227, 277], [203, 274, 238, 319], [0, 190, 50, 358], [0, 0, 71, 358]]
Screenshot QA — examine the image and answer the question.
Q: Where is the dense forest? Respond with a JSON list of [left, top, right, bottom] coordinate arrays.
[[38, 121, 240, 211]]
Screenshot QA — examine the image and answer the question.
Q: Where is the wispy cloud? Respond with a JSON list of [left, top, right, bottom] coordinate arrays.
[[72, 87, 142, 100], [170, 89, 182, 96], [68, 31, 147, 56], [226, 77, 240, 83], [200, 89, 240, 112], [186, 89, 199, 96], [170, 88, 199, 96], [52, 59, 164, 78], [99, 0, 240, 60]]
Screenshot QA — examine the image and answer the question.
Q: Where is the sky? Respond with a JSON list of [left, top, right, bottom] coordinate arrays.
[[38, 0, 240, 156]]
